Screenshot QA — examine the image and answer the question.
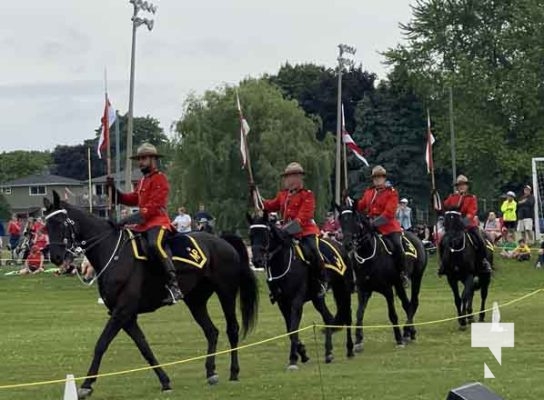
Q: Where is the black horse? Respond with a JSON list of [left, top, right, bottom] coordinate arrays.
[[441, 210, 492, 329], [247, 212, 354, 369], [338, 204, 427, 349], [43, 191, 258, 399]]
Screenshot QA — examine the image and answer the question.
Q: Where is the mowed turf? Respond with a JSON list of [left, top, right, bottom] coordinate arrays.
[[0, 255, 543, 400]]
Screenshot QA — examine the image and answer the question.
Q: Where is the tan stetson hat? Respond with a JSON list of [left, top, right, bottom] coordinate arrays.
[[130, 143, 163, 159], [282, 162, 305, 177], [455, 174, 469, 186], [371, 165, 387, 178]]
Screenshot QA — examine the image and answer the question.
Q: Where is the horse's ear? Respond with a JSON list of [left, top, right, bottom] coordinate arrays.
[[52, 190, 60, 208], [246, 212, 253, 225], [43, 197, 51, 210]]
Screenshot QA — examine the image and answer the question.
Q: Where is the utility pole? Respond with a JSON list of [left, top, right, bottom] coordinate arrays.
[[125, 0, 157, 190]]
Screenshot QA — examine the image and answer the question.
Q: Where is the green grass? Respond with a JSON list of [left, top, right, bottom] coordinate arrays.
[[0, 255, 543, 400]]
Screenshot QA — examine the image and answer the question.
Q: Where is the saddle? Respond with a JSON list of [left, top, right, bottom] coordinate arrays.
[[379, 233, 418, 260], [127, 230, 208, 269], [293, 238, 347, 276]]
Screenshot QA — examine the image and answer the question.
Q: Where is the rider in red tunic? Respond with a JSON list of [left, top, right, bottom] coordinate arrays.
[[107, 143, 183, 305], [357, 165, 408, 287], [438, 174, 492, 275], [261, 162, 326, 297]]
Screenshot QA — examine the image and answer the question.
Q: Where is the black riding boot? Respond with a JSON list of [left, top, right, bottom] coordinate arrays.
[[160, 257, 184, 305], [389, 233, 409, 288]]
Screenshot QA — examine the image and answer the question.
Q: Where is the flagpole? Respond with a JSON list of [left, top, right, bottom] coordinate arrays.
[[427, 108, 436, 191], [104, 69, 112, 217], [87, 147, 93, 214], [114, 110, 121, 219]]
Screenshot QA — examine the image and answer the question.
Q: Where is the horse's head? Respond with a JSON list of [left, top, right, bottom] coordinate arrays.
[[443, 207, 465, 233], [247, 211, 286, 269], [43, 190, 79, 266], [336, 203, 359, 250]]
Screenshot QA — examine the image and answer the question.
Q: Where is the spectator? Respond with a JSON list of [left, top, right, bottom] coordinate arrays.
[[484, 212, 502, 243], [500, 234, 517, 258], [34, 227, 49, 251], [20, 245, 44, 275], [396, 198, 412, 231], [0, 219, 4, 250], [172, 207, 192, 234], [321, 212, 340, 238], [500, 191, 517, 235], [7, 214, 21, 255], [195, 203, 214, 232], [512, 239, 531, 261], [536, 240, 544, 269], [195, 203, 213, 225], [56, 253, 77, 276], [33, 217, 45, 234], [516, 185, 535, 244]]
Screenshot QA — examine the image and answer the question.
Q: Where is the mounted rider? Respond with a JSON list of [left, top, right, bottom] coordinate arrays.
[[259, 162, 327, 297], [106, 143, 183, 305], [438, 174, 492, 276], [357, 165, 409, 287]]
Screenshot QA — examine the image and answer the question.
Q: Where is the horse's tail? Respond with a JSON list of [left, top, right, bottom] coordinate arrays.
[[221, 234, 259, 338]]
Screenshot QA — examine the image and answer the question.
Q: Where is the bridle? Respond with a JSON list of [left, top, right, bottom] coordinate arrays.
[[340, 209, 377, 264], [45, 209, 113, 256], [249, 223, 291, 281], [444, 210, 466, 253], [45, 208, 125, 285]]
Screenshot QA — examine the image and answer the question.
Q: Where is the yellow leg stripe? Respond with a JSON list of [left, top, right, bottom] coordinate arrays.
[[156, 228, 168, 259]]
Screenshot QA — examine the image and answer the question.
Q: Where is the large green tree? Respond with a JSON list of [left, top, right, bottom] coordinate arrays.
[[170, 79, 335, 232], [0, 151, 52, 183], [385, 0, 544, 198]]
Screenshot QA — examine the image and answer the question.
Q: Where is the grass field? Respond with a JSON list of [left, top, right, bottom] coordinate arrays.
[[0, 255, 543, 400]]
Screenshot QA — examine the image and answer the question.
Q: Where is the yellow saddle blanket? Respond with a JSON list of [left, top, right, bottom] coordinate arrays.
[[294, 238, 347, 276], [127, 230, 208, 269]]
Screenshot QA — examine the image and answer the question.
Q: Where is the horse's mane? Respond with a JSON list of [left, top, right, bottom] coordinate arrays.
[[61, 201, 114, 233]]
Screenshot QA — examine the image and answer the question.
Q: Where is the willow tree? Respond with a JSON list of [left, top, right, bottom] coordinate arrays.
[[169, 79, 335, 232]]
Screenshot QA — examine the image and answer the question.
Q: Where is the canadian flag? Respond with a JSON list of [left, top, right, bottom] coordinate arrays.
[[425, 110, 436, 174], [97, 96, 116, 159], [342, 104, 369, 166]]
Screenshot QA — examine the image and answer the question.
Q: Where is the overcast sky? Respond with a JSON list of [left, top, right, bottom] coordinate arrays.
[[0, 0, 414, 152]]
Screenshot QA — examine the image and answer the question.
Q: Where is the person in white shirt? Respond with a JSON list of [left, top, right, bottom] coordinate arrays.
[[173, 207, 192, 234]]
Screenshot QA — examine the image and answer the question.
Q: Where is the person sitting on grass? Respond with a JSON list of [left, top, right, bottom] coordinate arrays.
[[500, 234, 517, 258], [536, 241, 544, 269], [509, 239, 531, 261], [19, 245, 44, 275]]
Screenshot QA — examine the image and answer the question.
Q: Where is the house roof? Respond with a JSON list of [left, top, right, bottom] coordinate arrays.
[[91, 169, 143, 184], [2, 174, 83, 187]]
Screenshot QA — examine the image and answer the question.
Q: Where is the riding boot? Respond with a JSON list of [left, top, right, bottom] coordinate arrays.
[[160, 257, 184, 305], [391, 233, 409, 288]]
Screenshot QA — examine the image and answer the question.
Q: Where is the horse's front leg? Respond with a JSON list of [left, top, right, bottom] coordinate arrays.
[[78, 314, 126, 398], [355, 289, 371, 352], [383, 287, 403, 347], [461, 274, 475, 327], [311, 296, 334, 363], [279, 296, 305, 370], [478, 275, 490, 322], [394, 283, 413, 341], [447, 276, 464, 328], [123, 317, 171, 392]]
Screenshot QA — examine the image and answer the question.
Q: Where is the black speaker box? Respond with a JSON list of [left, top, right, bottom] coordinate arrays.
[[447, 382, 504, 400]]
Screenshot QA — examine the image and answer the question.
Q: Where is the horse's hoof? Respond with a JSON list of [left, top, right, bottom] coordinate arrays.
[[347, 350, 355, 358], [300, 355, 310, 363], [207, 374, 219, 385], [161, 387, 173, 393], [459, 325, 467, 331], [325, 354, 334, 364], [395, 342, 405, 349], [354, 343, 364, 353], [77, 387, 93, 399], [287, 364, 299, 371]]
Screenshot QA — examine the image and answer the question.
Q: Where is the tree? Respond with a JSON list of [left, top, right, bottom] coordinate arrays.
[[267, 63, 376, 139], [170, 79, 335, 232], [0, 151, 52, 183], [385, 0, 544, 198], [0, 194, 10, 220]]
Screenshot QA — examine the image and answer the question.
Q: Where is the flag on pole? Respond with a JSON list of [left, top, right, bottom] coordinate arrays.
[[341, 104, 369, 166], [98, 96, 116, 159], [236, 91, 250, 168], [425, 110, 436, 174]]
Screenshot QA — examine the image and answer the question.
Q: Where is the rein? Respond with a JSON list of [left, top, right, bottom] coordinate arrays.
[[444, 211, 467, 253], [249, 223, 294, 282]]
